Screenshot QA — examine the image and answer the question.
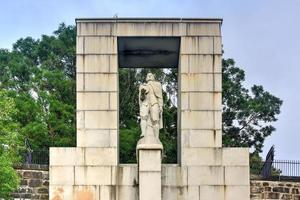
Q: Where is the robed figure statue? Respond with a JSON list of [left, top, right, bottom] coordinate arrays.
[[139, 73, 163, 141]]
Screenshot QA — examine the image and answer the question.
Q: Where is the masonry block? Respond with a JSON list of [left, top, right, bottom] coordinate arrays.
[[181, 111, 221, 129], [77, 55, 117, 73], [73, 185, 100, 200], [77, 22, 112, 36], [117, 164, 138, 186], [50, 166, 74, 185], [161, 165, 188, 186], [186, 23, 221, 36], [84, 74, 117, 92], [118, 186, 138, 200], [75, 166, 112, 185], [199, 186, 224, 200], [182, 147, 222, 166], [188, 92, 222, 111], [224, 186, 250, 200], [139, 172, 161, 200], [225, 166, 250, 186], [50, 147, 84, 166], [85, 111, 117, 129], [181, 37, 214, 54], [83, 36, 117, 54], [139, 150, 161, 172], [187, 130, 222, 148], [85, 147, 117, 166], [222, 148, 249, 166], [49, 186, 74, 200], [181, 73, 213, 92], [181, 55, 214, 73], [77, 129, 114, 147], [77, 92, 110, 110], [188, 166, 224, 185]]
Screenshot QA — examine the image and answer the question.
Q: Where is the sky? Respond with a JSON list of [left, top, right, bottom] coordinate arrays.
[[0, 0, 299, 160]]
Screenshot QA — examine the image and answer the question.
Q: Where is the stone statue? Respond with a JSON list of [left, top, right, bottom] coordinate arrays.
[[139, 73, 163, 141]]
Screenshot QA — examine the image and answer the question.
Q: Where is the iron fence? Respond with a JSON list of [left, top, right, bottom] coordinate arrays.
[[251, 159, 300, 180], [22, 150, 49, 165]]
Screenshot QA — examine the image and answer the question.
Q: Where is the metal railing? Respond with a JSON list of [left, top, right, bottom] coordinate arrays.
[[251, 160, 300, 180], [22, 150, 49, 165]]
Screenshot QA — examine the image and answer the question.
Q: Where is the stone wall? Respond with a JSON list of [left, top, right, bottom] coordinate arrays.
[[12, 165, 49, 200], [49, 18, 250, 200], [12, 165, 300, 200], [251, 180, 300, 200]]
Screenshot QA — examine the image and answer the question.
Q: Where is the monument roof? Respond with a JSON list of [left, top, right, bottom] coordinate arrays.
[[75, 17, 223, 24]]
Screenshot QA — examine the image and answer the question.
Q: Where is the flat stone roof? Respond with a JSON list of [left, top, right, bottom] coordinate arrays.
[[75, 17, 223, 24]]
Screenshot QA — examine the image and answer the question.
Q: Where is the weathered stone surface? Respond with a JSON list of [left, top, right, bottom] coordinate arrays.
[[139, 150, 161, 171], [188, 166, 224, 185], [50, 166, 74, 185], [78, 36, 117, 54], [225, 166, 250, 185], [225, 186, 250, 200], [181, 37, 214, 54], [161, 165, 188, 186], [200, 185, 224, 200], [85, 147, 117, 166], [84, 110, 117, 129], [75, 166, 112, 185], [188, 92, 222, 111], [182, 147, 222, 166], [181, 73, 214, 92], [181, 130, 222, 148], [84, 74, 117, 92], [77, 22, 112, 36], [49, 185, 74, 200], [50, 147, 84, 166], [117, 164, 138, 186], [186, 23, 221, 36], [74, 185, 100, 200], [77, 129, 115, 147], [77, 92, 110, 110], [222, 148, 249, 166], [77, 55, 118, 73], [118, 186, 138, 200], [181, 111, 221, 129], [139, 172, 161, 200]]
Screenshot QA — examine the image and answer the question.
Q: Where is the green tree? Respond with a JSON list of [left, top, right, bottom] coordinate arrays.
[[222, 58, 282, 154], [0, 23, 76, 150], [0, 91, 21, 199]]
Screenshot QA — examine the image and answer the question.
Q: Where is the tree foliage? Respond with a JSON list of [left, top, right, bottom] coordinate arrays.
[[0, 91, 21, 199], [0, 23, 76, 150], [222, 58, 282, 153]]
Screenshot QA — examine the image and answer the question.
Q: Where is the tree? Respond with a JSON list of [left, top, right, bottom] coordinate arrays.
[[0, 91, 21, 199], [0, 23, 76, 151], [222, 58, 282, 153]]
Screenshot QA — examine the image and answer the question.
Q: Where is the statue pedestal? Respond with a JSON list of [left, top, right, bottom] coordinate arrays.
[[137, 136, 163, 200]]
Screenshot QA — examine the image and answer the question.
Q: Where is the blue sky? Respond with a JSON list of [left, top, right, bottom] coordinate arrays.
[[1, 0, 299, 160]]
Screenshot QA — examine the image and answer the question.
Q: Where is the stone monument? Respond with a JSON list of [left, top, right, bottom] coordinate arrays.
[[49, 18, 250, 200]]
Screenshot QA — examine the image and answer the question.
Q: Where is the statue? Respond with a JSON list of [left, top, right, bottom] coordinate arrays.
[[139, 73, 163, 141]]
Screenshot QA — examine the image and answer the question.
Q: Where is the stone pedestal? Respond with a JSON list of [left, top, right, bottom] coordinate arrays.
[[137, 137, 163, 200]]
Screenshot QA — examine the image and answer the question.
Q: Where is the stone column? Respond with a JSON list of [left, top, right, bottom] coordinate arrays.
[[137, 137, 163, 200]]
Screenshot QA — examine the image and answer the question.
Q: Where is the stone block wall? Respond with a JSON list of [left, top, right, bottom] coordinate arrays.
[[12, 165, 49, 200], [251, 180, 300, 200], [49, 18, 250, 200]]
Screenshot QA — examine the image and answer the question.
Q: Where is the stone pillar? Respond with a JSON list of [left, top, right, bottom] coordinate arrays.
[[137, 138, 163, 200]]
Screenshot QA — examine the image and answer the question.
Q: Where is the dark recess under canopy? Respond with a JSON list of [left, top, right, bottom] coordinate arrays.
[[118, 37, 180, 68]]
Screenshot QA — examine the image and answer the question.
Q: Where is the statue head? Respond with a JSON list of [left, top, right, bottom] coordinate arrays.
[[146, 73, 155, 82]]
